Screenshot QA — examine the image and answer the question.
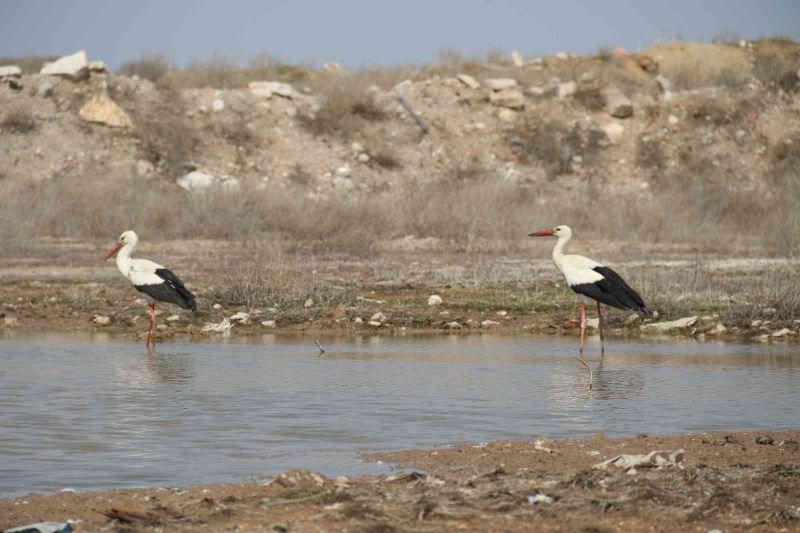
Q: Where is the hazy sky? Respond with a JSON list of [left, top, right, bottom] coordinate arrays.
[[1, 0, 799, 68]]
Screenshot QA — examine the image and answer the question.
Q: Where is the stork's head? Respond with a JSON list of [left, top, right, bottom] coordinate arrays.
[[104, 230, 138, 260], [528, 225, 572, 239]]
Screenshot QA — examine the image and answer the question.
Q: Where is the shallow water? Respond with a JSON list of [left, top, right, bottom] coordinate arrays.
[[1, 332, 798, 497]]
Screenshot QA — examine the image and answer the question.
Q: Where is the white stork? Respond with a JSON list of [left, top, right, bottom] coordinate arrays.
[[529, 225, 646, 354], [104, 230, 197, 349]]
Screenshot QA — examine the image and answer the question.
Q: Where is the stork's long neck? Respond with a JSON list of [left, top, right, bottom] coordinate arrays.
[[552, 234, 570, 265], [115, 242, 135, 278]]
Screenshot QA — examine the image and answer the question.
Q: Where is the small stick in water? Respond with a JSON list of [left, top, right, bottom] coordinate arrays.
[[576, 356, 593, 390], [315, 341, 326, 355]]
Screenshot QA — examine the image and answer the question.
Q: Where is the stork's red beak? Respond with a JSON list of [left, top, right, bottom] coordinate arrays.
[[528, 228, 556, 237], [104, 242, 124, 261]]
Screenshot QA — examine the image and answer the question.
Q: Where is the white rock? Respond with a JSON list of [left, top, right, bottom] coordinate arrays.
[[0, 65, 21, 78], [427, 295, 443, 306], [93, 315, 110, 325], [771, 328, 794, 337], [229, 311, 250, 323], [586, 318, 600, 329], [496, 310, 508, 317], [370, 312, 386, 322], [41, 50, 89, 81], [135, 159, 154, 177], [655, 74, 673, 92], [445, 321, 462, 330], [203, 317, 233, 332], [351, 142, 364, 153], [212, 99, 225, 112], [368, 320, 382, 327], [166, 314, 181, 322], [333, 176, 354, 192], [354, 317, 364, 324], [528, 493, 554, 504], [708, 323, 727, 335], [489, 89, 525, 109], [79, 90, 133, 128], [357, 153, 370, 163], [248, 81, 297, 99], [640, 316, 698, 332], [555, 52, 569, 60], [497, 108, 519, 123], [603, 86, 633, 118], [511, 50, 524, 67], [336, 163, 352, 177], [456, 74, 480, 89], [323, 61, 344, 72], [261, 320, 276, 328], [527, 85, 546, 97], [177, 171, 240, 192], [557, 81, 577, 99], [212, 303, 222, 310], [481, 320, 501, 328], [88, 60, 107, 73], [603, 122, 625, 143], [668, 114, 680, 125], [304, 298, 314, 308], [484, 78, 517, 91]]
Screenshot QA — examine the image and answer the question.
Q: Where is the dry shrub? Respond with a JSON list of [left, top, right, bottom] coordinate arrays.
[[132, 89, 199, 176], [637, 136, 667, 170], [0, 55, 58, 74], [367, 148, 402, 170], [118, 54, 172, 81], [217, 113, 259, 152], [301, 75, 388, 138], [573, 83, 606, 111], [753, 53, 795, 86], [1, 108, 37, 134], [506, 118, 607, 178], [164, 55, 312, 89]]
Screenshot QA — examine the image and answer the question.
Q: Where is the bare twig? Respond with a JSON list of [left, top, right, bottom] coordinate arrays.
[[315, 340, 326, 355]]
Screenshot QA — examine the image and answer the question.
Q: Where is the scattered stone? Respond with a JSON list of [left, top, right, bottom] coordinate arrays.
[[490, 89, 525, 109], [368, 320, 382, 327], [481, 320, 500, 328], [88, 60, 107, 73], [248, 81, 298, 99], [5, 522, 72, 533], [603, 86, 633, 118], [557, 81, 577, 99], [336, 163, 352, 177], [40, 50, 89, 81], [323, 61, 344, 73], [351, 142, 364, 153], [0, 65, 21, 79], [370, 312, 387, 322], [427, 295, 443, 306], [3, 316, 18, 327], [640, 316, 698, 332], [496, 310, 508, 317], [445, 321, 462, 330], [304, 298, 314, 308], [655, 74, 673, 92], [166, 314, 180, 322], [212, 303, 222, 310], [79, 89, 133, 128], [357, 153, 370, 163], [771, 328, 793, 337], [594, 449, 685, 470], [203, 317, 233, 332], [497, 108, 519, 122], [261, 320, 276, 329], [708, 323, 727, 335], [456, 74, 481, 89], [135, 159, 154, 177], [586, 318, 599, 329], [177, 171, 240, 192], [229, 311, 250, 324], [603, 122, 625, 143], [37, 80, 54, 98], [668, 114, 679, 125], [755, 435, 775, 445], [212, 98, 225, 112], [272, 470, 327, 488], [484, 78, 517, 91], [511, 50, 524, 67], [93, 315, 110, 325], [333, 176, 354, 193], [527, 85, 546, 97], [555, 52, 569, 60], [354, 317, 364, 324], [528, 493, 554, 504]]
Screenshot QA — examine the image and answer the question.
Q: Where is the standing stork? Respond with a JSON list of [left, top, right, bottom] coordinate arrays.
[[104, 230, 197, 349], [529, 225, 646, 355]]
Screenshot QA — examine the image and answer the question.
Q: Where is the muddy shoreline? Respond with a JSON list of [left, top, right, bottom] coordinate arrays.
[[1, 430, 798, 532]]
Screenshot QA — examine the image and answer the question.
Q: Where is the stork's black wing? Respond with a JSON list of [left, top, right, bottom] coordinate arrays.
[[135, 268, 197, 311], [570, 266, 646, 312]]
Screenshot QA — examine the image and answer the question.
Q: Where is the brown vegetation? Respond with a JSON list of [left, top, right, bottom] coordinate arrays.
[[0, 108, 37, 134], [118, 54, 172, 81], [299, 75, 388, 138]]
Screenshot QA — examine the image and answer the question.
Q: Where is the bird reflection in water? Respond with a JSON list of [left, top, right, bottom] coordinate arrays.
[[145, 351, 195, 384]]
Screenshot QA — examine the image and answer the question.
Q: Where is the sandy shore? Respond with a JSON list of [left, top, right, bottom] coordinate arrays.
[[1, 430, 798, 532]]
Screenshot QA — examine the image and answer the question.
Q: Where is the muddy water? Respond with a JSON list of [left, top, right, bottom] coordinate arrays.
[[1, 333, 798, 496]]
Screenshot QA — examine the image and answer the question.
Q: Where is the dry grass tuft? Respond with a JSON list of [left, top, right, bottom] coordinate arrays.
[[118, 54, 173, 81], [300, 75, 388, 138], [505, 118, 606, 178], [0, 54, 58, 74], [1, 108, 37, 134], [573, 83, 606, 111]]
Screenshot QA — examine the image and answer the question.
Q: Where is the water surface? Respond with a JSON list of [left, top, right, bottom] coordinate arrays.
[[1, 333, 798, 497]]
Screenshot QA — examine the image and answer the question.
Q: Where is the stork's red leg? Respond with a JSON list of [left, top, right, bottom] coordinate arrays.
[[597, 301, 605, 355], [579, 303, 587, 355], [148, 303, 156, 350]]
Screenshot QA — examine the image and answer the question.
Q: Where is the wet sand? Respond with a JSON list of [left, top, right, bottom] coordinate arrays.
[[1, 430, 798, 532]]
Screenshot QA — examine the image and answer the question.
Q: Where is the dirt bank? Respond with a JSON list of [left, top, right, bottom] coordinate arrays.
[[1, 430, 798, 532]]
